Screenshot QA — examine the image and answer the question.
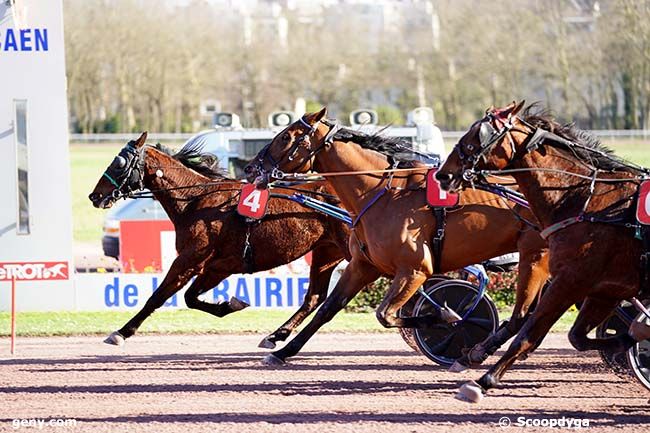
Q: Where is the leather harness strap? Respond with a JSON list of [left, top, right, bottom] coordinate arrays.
[[432, 207, 447, 274], [640, 226, 650, 297]]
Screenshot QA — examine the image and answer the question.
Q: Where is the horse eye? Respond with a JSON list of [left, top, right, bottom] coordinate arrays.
[[282, 133, 290, 142], [111, 156, 127, 169]]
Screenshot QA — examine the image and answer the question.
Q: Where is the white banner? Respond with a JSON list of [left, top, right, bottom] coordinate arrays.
[[74, 271, 314, 311]]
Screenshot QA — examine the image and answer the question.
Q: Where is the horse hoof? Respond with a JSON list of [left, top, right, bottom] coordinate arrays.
[[104, 331, 125, 347], [455, 380, 484, 403], [229, 296, 250, 312], [449, 360, 469, 373], [258, 337, 277, 349], [262, 354, 286, 366]]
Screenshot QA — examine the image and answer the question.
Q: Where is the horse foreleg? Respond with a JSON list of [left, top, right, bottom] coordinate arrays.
[[568, 296, 635, 353], [458, 246, 550, 369], [105, 255, 201, 345], [263, 259, 380, 365], [184, 270, 249, 317], [260, 246, 343, 349], [457, 278, 577, 403]]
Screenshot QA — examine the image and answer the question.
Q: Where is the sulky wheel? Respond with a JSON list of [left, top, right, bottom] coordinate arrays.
[[412, 279, 499, 366], [595, 302, 636, 376], [397, 276, 450, 353], [626, 305, 650, 392]]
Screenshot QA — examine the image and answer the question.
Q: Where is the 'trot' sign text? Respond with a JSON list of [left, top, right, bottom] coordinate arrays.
[[0, 262, 69, 281]]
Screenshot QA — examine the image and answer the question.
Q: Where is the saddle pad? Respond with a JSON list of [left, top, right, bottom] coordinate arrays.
[[637, 180, 650, 225], [237, 184, 270, 220], [426, 169, 459, 207]]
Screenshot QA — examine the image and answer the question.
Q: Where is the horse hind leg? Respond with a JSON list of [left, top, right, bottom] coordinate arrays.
[[184, 271, 249, 317], [568, 296, 635, 353], [259, 250, 342, 349]]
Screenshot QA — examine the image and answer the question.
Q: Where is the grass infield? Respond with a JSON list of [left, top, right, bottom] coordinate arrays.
[[0, 309, 579, 337]]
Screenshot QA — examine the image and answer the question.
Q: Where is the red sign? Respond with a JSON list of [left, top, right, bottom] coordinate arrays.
[[637, 181, 650, 225], [426, 169, 460, 207], [120, 220, 175, 273], [237, 184, 270, 219], [0, 262, 69, 281]]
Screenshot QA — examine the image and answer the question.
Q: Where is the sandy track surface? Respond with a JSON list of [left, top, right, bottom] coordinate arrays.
[[0, 333, 648, 432]]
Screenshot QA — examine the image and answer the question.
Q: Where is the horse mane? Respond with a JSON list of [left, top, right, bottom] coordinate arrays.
[[154, 138, 230, 179], [325, 120, 424, 167], [521, 104, 640, 173]]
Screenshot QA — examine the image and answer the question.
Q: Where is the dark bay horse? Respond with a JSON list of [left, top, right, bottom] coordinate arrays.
[[89, 132, 350, 348], [244, 108, 550, 366], [436, 101, 650, 402]]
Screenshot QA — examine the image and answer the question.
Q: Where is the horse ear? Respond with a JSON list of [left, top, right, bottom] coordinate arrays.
[[512, 100, 526, 116], [134, 131, 148, 148], [305, 107, 327, 125]]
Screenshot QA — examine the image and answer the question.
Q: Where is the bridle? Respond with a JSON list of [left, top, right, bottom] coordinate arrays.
[[101, 142, 146, 202], [252, 116, 340, 181], [455, 112, 520, 176]]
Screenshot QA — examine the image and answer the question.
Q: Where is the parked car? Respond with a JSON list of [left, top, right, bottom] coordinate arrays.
[[101, 198, 167, 259]]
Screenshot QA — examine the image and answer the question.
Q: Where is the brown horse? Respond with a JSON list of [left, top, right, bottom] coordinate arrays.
[[89, 132, 350, 348], [436, 101, 650, 402], [244, 108, 550, 366]]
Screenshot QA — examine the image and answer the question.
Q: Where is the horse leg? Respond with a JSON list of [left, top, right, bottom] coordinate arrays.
[[568, 296, 636, 353], [455, 245, 549, 370], [184, 270, 249, 317], [375, 270, 458, 329], [263, 259, 380, 365], [457, 278, 579, 403], [105, 255, 201, 346], [260, 245, 343, 349]]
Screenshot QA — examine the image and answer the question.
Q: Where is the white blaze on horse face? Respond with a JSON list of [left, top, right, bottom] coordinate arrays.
[[156, 169, 164, 178]]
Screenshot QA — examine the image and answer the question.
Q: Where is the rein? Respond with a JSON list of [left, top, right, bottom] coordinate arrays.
[[454, 114, 647, 240], [268, 165, 432, 181]]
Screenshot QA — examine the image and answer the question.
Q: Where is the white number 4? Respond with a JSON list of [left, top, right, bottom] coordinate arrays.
[[243, 189, 262, 212]]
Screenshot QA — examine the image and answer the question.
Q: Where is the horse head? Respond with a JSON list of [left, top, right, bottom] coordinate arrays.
[[436, 101, 526, 192], [243, 107, 328, 187], [88, 131, 148, 208]]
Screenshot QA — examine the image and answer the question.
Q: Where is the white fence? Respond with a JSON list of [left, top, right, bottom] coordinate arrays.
[[70, 130, 650, 144]]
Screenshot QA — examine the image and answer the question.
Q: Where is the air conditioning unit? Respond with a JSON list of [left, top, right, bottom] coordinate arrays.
[[268, 111, 295, 128], [213, 112, 241, 128], [349, 109, 378, 126]]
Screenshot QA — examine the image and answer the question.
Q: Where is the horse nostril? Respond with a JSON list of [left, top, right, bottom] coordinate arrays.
[[89, 192, 101, 202], [435, 171, 453, 182], [244, 165, 254, 174]]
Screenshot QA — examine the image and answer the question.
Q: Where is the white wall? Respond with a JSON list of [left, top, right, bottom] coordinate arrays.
[[0, 0, 73, 311]]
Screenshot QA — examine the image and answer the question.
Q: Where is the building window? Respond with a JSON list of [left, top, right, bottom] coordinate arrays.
[[14, 99, 29, 235]]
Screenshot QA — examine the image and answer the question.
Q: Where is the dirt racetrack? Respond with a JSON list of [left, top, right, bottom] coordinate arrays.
[[0, 332, 648, 433]]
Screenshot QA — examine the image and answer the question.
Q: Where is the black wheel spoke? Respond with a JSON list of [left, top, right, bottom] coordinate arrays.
[[455, 292, 476, 314], [413, 280, 499, 366], [463, 316, 496, 331], [425, 331, 457, 355]]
